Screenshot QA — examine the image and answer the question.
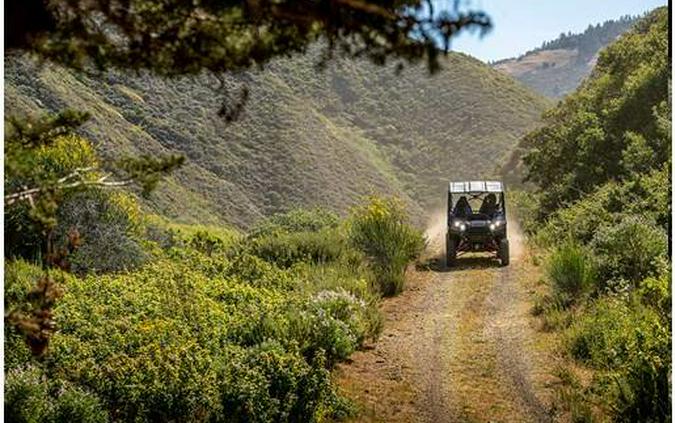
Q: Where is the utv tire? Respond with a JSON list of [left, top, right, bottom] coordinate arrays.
[[446, 235, 457, 268], [498, 239, 510, 267]]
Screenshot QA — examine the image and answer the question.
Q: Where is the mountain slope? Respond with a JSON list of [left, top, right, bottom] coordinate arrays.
[[6, 48, 550, 227], [492, 15, 639, 97]]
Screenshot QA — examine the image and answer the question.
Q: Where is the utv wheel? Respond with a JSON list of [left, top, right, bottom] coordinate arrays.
[[446, 236, 457, 267], [498, 239, 510, 267]]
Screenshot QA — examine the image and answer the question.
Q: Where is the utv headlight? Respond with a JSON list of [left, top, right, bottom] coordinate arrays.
[[489, 223, 496, 231], [459, 224, 466, 231]]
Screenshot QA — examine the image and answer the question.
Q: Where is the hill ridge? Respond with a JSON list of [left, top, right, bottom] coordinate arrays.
[[6, 47, 550, 227]]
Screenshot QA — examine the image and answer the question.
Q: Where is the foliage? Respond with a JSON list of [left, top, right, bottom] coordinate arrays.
[[4, 198, 400, 421], [5, 366, 109, 423], [348, 197, 425, 296], [635, 274, 671, 321], [5, 115, 98, 250], [566, 297, 665, 368], [4, 110, 182, 355], [249, 208, 340, 238], [522, 7, 669, 217], [517, 9, 671, 422], [6, 0, 490, 77], [5, 111, 183, 224], [564, 295, 670, 421], [54, 190, 148, 274], [4, 253, 371, 421], [590, 216, 668, 290], [547, 242, 595, 303], [246, 230, 349, 269]]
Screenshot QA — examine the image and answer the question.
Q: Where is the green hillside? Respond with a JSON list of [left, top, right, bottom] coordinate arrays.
[[6, 48, 549, 228], [493, 15, 639, 97]]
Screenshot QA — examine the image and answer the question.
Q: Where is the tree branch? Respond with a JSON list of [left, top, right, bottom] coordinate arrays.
[[5, 167, 134, 206]]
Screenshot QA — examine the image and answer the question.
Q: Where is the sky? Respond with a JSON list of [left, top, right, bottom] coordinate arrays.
[[441, 0, 668, 62]]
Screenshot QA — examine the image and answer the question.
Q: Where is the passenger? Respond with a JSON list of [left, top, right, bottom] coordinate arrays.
[[454, 196, 472, 218], [479, 193, 497, 217]]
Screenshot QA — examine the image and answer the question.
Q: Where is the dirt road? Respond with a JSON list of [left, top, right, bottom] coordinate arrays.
[[337, 215, 558, 422]]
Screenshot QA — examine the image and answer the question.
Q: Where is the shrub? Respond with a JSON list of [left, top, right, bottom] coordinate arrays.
[[537, 184, 617, 246], [348, 197, 425, 296], [4, 366, 52, 423], [5, 366, 109, 423], [614, 344, 671, 422], [5, 233, 373, 422], [5, 203, 388, 422], [635, 273, 671, 320], [566, 297, 666, 369], [590, 216, 667, 289], [565, 296, 670, 421], [5, 134, 99, 261], [55, 190, 148, 274], [289, 289, 371, 366], [547, 242, 596, 302], [188, 230, 227, 256], [249, 208, 340, 238], [246, 229, 348, 268], [219, 342, 335, 423]]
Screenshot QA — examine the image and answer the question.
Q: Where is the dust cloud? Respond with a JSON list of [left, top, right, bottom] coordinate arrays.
[[424, 209, 447, 253]]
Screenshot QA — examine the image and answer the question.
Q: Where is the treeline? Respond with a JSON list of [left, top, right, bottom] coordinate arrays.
[[491, 14, 639, 66], [537, 15, 638, 61], [4, 114, 425, 422], [515, 7, 670, 421]]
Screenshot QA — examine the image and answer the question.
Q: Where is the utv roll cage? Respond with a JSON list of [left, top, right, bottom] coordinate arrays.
[[446, 181, 509, 266]]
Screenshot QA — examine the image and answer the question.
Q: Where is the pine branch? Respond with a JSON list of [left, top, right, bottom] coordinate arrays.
[[5, 167, 134, 206]]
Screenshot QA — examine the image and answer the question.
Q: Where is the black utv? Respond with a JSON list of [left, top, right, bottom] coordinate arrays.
[[445, 181, 509, 267]]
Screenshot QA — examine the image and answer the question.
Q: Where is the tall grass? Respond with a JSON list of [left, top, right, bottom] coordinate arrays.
[[547, 242, 595, 303], [348, 197, 425, 296]]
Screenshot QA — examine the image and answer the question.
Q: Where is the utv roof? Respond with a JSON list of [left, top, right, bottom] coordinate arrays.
[[448, 181, 503, 193]]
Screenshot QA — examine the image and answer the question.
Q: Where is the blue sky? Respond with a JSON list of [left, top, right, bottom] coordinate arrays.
[[441, 0, 667, 62]]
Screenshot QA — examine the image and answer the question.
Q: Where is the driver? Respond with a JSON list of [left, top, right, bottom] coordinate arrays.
[[453, 196, 472, 218], [479, 193, 497, 217]]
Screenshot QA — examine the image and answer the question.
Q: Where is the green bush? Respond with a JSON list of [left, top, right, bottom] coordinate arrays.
[[249, 208, 340, 238], [565, 296, 670, 421], [5, 134, 99, 261], [590, 216, 667, 289], [547, 242, 596, 302], [566, 297, 666, 369], [246, 229, 349, 268], [537, 184, 617, 246], [635, 273, 671, 320], [614, 343, 670, 422], [5, 216, 378, 422], [55, 190, 147, 274], [348, 197, 425, 296], [219, 342, 338, 423], [289, 289, 371, 366], [5, 366, 109, 423]]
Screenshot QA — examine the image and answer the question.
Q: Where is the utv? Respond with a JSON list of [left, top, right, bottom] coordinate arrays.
[[445, 181, 509, 267]]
